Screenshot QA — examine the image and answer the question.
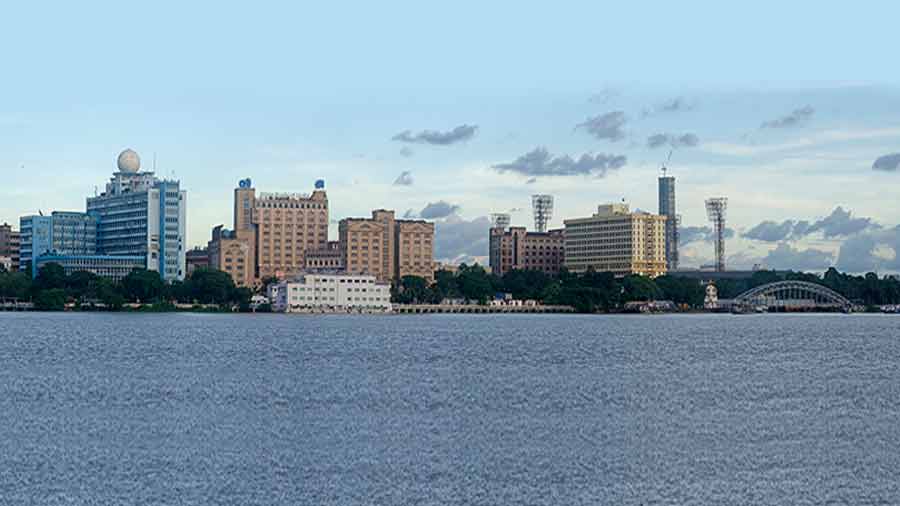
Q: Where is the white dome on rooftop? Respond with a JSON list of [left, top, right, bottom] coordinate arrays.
[[117, 149, 141, 173]]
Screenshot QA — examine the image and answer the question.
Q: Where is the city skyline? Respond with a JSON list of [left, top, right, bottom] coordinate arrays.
[[2, 2, 900, 274]]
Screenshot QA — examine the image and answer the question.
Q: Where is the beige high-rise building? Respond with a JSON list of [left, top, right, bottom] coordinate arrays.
[[339, 210, 434, 283], [395, 219, 435, 281], [563, 203, 667, 278], [209, 179, 329, 287]]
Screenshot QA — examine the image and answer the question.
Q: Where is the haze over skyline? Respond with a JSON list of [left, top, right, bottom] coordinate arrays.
[[2, 1, 899, 273]]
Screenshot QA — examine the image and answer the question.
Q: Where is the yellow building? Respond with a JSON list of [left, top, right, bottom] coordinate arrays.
[[563, 203, 667, 278]]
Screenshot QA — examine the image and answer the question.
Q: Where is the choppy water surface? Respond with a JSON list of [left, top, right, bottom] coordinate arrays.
[[1, 313, 899, 505]]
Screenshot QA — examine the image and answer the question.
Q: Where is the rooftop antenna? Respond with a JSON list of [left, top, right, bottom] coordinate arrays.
[[153, 152, 157, 172], [661, 149, 673, 176]]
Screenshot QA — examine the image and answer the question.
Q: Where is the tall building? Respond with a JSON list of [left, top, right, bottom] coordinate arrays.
[[250, 181, 328, 279], [86, 149, 187, 282], [209, 178, 328, 286], [489, 226, 565, 277], [705, 197, 728, 272], [658, 171, 678, 271], [339, 210, 435, 283], [0, 223, 21, 272], [19, 212, 98, 274], [395, 219, 435, 282], [563, 203, 667, 278], [208, 225, 256, 287]]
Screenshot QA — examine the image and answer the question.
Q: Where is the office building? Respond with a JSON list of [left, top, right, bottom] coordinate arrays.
[[185, 247, 210, 276], [230, 178, 328, 279], [267, 273, 392, 313], [208, 225, 256, 287], [19, 212, 98, 275], [395, 219, 435, 281], [34, 254, 144, 282], [563, 203, 667, 278], [658, 172, 679, 271], [0, 223, 20, 272], [86, 149, 187, 281], [339, 210, 435, 283], [489, 226, 565, 276]]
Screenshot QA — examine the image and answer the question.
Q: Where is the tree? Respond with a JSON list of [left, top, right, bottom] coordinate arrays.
[[188, 268, 237, 304], [96, 278, 125, 310], [33, 263, 67, 292], [499, 269, 553, 301], [621, 275, 662, 302], [393, 275, 436, 304], [34, 288, 66, 311], [121, 269, 165, 303], [655, 275, 705, 307], [0, 271, 32, 300], [456, 264, 494, 304], [66, 270, 101, 301]]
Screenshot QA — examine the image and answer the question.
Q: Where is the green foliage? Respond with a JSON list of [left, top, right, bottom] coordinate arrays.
[[33, 263, 67, 292], [654, 275, 705, 307], [121, 269, 165, 303], [34, 288, 66, 311], [456, 264, 495, 304], [185, 268, 240, 304], [0, 270, 32, 300], [393, 275, 439, 304]]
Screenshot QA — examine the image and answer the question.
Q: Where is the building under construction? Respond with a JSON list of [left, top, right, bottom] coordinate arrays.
[[705, 197, 728, 272], [658, 168, 679, 271]]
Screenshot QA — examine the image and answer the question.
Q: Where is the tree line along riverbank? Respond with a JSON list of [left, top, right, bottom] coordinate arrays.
[[2, 262, 899, 313]]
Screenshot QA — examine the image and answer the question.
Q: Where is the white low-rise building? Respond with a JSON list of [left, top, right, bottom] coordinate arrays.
[[268, 273, 392, 313]]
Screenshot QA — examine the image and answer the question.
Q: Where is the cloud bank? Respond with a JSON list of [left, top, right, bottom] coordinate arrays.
[[492, 147, 626, 177], [392, 124, 478, 145], [647, 132, 700, 149], [575, 111, 627, 141], [393, 171, 414, 186], [760, 105, 815, 129]]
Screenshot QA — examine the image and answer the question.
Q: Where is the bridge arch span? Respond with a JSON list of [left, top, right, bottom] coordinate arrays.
[[733, 280, 852, 310]]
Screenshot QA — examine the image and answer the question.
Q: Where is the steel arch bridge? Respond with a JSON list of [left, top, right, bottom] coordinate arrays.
[[734, 280, 852, 311]]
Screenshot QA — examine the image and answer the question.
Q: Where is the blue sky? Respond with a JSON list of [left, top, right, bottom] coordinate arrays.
[[2, 1, 900, 272]]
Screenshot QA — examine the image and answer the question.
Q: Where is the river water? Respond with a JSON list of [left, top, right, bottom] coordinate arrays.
[[0, 312, 898, 505]]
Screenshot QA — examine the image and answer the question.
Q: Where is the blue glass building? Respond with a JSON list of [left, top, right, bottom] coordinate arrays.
[[86, 149, 187, 282], [19, 211, 98, 275]]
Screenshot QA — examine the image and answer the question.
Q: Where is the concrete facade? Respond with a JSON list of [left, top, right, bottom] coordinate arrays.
[[86, 153, 187, 282], [339, 210, 435, 283], [268, 273, 392, 313], [208, 225, 256, 287], [0, 223, 21, 272], [489, 226, 565, 277], [564, 203, 667, 278]]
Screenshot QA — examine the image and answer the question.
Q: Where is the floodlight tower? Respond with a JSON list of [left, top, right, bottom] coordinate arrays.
[[532, 195, 554, 233], [705, 197, 728, 272], [490, 213, 511, 230]]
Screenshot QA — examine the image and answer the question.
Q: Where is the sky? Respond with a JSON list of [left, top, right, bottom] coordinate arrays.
[[2, 1, 900, 273]]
